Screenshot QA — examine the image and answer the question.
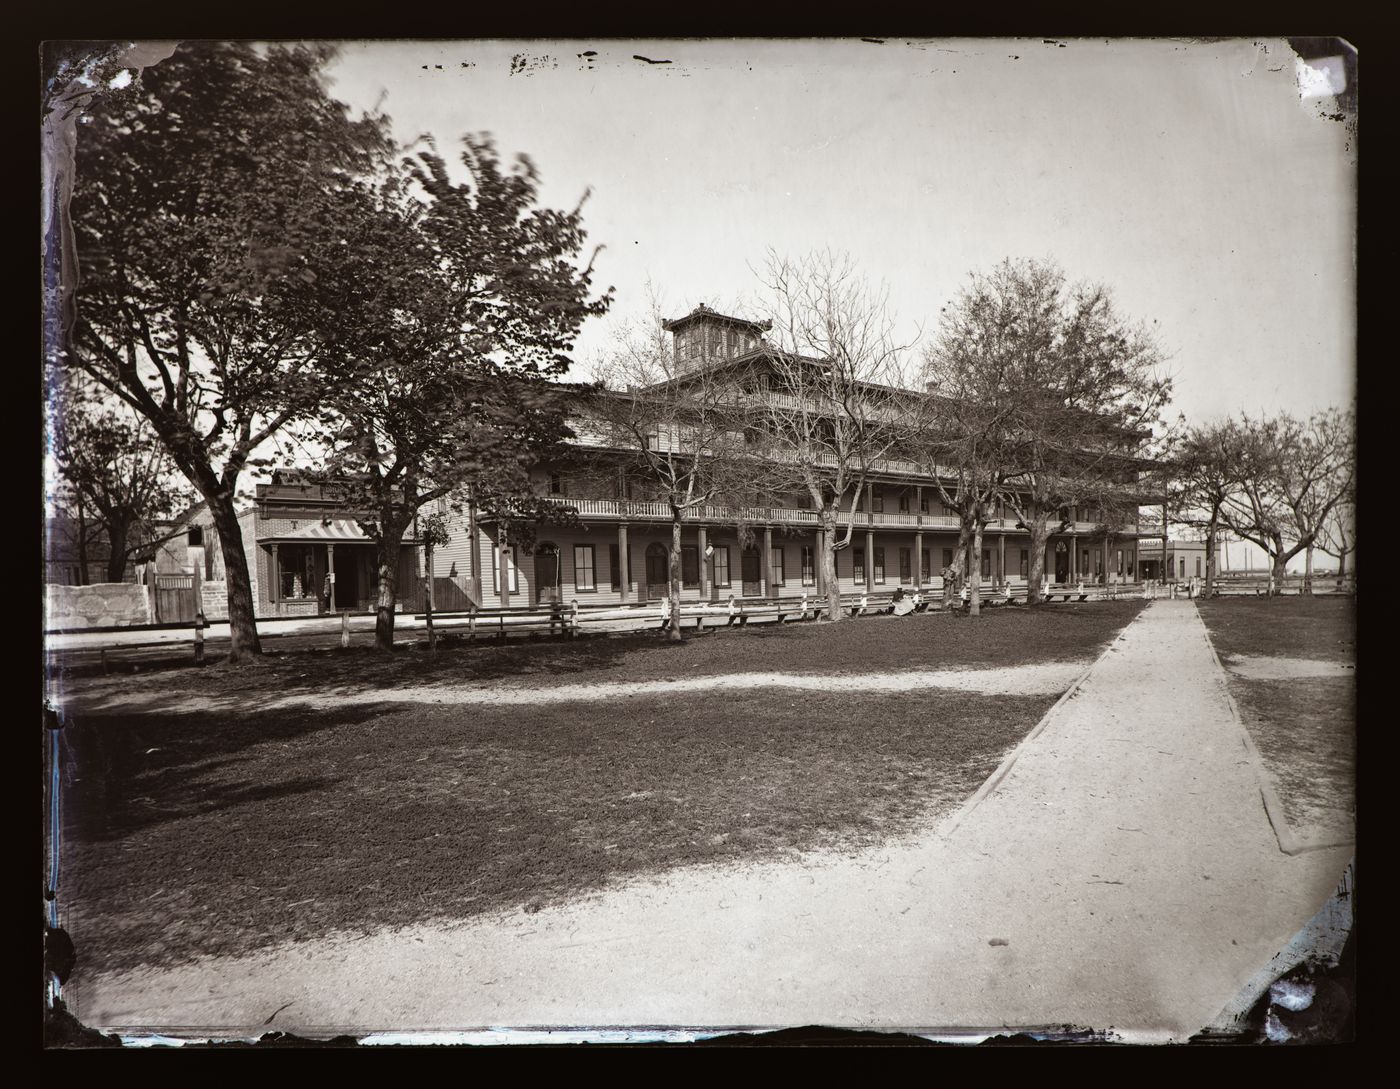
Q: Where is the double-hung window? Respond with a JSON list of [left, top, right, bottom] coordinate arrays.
[[574, 545, 596, 592], [713, 546, 731, 588], [492, 544, 519, 594]]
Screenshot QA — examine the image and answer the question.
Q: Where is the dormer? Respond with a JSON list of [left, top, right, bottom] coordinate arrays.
[[662, 303, 771, 374]]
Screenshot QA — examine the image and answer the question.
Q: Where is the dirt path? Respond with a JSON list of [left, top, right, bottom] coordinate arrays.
[[60, 661, 1088, 714], [70, 600, 1351, 1042]]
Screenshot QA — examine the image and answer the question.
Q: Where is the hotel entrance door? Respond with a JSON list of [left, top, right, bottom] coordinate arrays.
[[1054, 542, 1069, 584]]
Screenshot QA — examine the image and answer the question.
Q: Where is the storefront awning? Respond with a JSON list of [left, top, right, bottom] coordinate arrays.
[[258, 519, 419, 545]]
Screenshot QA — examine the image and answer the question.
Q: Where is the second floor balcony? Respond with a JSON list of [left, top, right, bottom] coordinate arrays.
[[517, 498, 1148, 537]]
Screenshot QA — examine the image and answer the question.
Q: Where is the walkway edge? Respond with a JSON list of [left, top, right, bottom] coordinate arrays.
[[1193, 602, 1355, 858], [935, 608, 1141, 841]]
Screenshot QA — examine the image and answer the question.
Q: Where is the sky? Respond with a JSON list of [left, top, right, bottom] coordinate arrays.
[[325, 37, 1357, 434]]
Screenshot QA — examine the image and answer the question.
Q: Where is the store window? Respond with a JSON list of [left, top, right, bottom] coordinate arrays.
[[801, 546, 815, 586]]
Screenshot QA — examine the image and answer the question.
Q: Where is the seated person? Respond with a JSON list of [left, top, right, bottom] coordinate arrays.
[[891, 586, 915, 616]]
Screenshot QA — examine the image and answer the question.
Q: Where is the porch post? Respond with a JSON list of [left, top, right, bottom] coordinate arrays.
[[468, 496, 480, 583], [865, 528, 875, 593], [1161, 498, 1169, 585], [998, 533, 1006, 587], [327, 543, 336, 612], [1070, 533, 1078, 583], [815, 528, 826, 595], [761, 525, 773, 598], [1103, 533, 1111, 585], [269, 543, 280, 605], [617, 522, 629, 603], [914, 530, 924, 587], [498, 525, 511, 609], [698, 525, 710, 601]]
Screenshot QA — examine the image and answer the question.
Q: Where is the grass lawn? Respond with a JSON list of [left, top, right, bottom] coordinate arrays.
[[53, 599, 1148, 699], [1195, 596, 1355, 835], [55, 600, 1145, 975]]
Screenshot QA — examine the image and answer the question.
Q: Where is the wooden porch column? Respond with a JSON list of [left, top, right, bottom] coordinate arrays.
[[1104, 532, 1113, 584], [1161, 498, 1169, 584], [1070, 534, 1078, 582], [914, 531, 924, 587], [761, 525, 773, 598], [998, 533, 1006, 587], [498, 525, 511, 609], [269, 543, 280, 605], [915, 484, 923, 526], [617, 522, 629, 603], [815, 528, 826, 595], [864, 528, 875, 593], [698, 525, 710, 601], [326, 543, 336, 612], [468, 497, 480, 583]]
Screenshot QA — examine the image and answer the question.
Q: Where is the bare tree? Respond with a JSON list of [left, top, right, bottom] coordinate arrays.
[[1219, 408, 1354, 593], [588, 290, 769, 641], [1166, 419, 1245, 596], [933, 259, 1171, 604], [1317, 496, 1355, 581], [748, 250, 920, 621]]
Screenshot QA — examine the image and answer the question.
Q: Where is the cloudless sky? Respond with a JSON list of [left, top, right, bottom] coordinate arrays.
[[326, 36, 1356, 436]]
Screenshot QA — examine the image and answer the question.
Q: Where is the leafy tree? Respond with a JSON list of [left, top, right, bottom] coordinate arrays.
[[49, 40, 391, 660], [48, 376, 193, 583], [304, 139, 612, 650], [749, 250, 920, 621], [934, 259, 1171, 604]]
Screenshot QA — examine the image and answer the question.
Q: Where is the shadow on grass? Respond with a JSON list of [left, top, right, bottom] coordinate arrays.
[[62, 687, 1058, 977]]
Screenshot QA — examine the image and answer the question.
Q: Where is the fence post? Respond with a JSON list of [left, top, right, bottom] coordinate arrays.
[[341, 609, 350, 649], [570, 599, 579, 638], [194, 612, 206, 664]]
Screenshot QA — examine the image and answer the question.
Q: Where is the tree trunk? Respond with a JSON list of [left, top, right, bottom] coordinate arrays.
[[425, 540, 436, 652], [969, 520, 984, 616], [76, 493, 89, 586], [1204, 515, 1218, 597], [946, 522, 970, 608], [1336, 547, 1348, 580], [374, 522, 405, 651], [1270, 547, 1287, 595], [1304, 544, 1314, 595], [208, 494, 261, 662], [820, 506, 843, 622], [668, 516, 684, 643], [105, 516, 132, 584], [1026, 520, 1049, 604]]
